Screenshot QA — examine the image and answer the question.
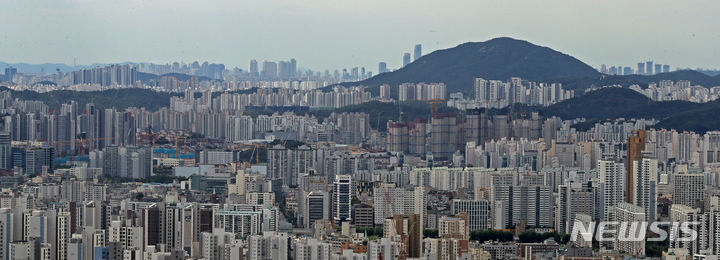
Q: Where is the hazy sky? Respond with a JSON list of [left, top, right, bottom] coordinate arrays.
[[1, 0, 718, 72]]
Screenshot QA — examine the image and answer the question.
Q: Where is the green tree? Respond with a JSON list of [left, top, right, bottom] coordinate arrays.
[[469, 230, 514, 242]]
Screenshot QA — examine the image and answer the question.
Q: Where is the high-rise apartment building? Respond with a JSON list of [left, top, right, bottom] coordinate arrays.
[[247, 232, 289, 260], [402, 53, 411, 67], [598, 160, 625, 221], [90, 146, 152, 179], [372, 185, 426, 226], [672, 168, 705, 208], [669, 204, 701, 254], [613, 202, 646, 256], [430, 114, 460, 161], [295, 238, 331, 260], [379, 84, 390, 101], [492, 185, 553, 228], [474, 78, 488, 101], [71, 64, 137, 86], [261, 61, 277, 79], [556, 181, 595, 234], [632, 158, 657, 221]]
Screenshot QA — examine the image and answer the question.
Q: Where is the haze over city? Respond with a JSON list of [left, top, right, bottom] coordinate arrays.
[[1, 0, 719, 70], [2, 1, 720, 260]]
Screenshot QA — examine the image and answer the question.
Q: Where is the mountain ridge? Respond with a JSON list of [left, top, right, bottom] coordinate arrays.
[[336, 37, 720, 96], [343, 37, 601, 94], [0, 86, 176, 111], [540, 87, 720, 133]]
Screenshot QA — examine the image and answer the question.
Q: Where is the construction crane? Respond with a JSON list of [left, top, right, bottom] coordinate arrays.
[[49, 139, 81, 159], [425, 87, 446, 116], [383, 190, 411, 260], [384, 190, 393, 221], [50, 137, 112, 156], [399, 219, 418, 260], [77, 137, 113, 155], [247, 143, 269, 164], [426, 98, 445, 116], [137, 124, 158, 148], [174, 136, 188, 159]]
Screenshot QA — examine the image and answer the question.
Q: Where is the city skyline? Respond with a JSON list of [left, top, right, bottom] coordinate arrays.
[[1, 1, 720, 259], [1, 0, 719, 72]]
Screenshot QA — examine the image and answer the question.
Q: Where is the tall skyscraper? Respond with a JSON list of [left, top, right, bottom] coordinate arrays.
[[378, 62, 388, 74], [333, 175, 353, 225], [637, 63, 645, 75], [413, 44, 422, 61], [249, 59, 258, 76], [654, 64, 662, 75], [662, 64, 670, 73], [290, 58, 297, 78], [646, 61, 654, 75], [402, 53, 411, 67], [3, 67, 16, 83], [626, 130, 646, 203], [0, 132, 10, 170]]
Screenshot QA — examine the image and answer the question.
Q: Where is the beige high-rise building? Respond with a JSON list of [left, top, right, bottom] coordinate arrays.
[[613, 202, 646, 256]]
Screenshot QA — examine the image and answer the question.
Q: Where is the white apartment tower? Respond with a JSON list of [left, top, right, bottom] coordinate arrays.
[[672, 167, 705, 208], [632, 158, 658, 221], [598, 160, 625, 221]]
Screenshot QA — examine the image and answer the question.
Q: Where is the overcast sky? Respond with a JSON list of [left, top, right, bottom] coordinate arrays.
[[1, 0, 718, 72]]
